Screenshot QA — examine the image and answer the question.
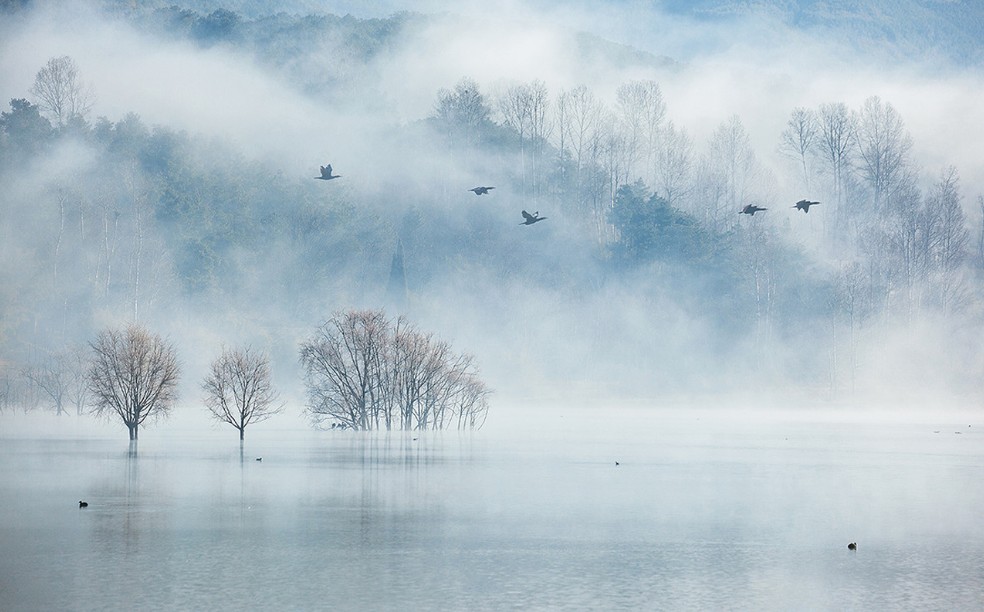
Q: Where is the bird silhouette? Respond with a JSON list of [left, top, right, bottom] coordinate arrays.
[[469, 186, 495, 195], [793, 199, 820, 213], [740, 204, 767, 216], [848, 542, 857, 551], [79, 501, 88, 508], [315, 164, 341, 180], [521, 210, 547, 225]]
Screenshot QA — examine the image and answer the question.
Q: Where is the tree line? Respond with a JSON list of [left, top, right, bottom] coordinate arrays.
[[2, 309, 487, 439], [2, 11, 983, 404]]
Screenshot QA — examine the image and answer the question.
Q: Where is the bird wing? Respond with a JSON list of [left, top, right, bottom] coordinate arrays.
[[325, 164, 333, 175], [522, 210, 535, 221]]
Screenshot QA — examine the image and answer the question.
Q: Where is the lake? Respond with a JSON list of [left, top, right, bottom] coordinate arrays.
[[1, 405, 982, 610]]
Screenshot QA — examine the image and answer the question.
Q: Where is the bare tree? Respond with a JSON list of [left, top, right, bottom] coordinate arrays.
[[779, 107, 818, 190], [202, 346, 283, 441], [17, 345, 88, 416], [65, 343, 90, 415], [707, 115, 758, 230], [880, 180, 927, 320], [831, 261, 872, 392], [497, 82, 551, 198], [30, 56, 93, 128], [88, 324, 180, 441], [853, 96, 913, 212], [816, 102, 854, 228], [555, 85, 605, 214], [0, 362, 12, 413], [653, 120, 693, 206], [23, 351, 70, 416], [434, 77, 493, 150], [977, 195, 984, 270], [926, 166, 970, 316], [615, 80, 666, 185], [526, 80, 551, 200]]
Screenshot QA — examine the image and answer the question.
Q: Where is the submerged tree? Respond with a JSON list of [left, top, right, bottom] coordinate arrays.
[[202, 346, 283, 441], [87, 324, 180, 441], [299, 309, 490, 431]]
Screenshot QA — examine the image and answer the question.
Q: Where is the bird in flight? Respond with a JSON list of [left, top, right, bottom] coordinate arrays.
[[469, 186, 495, 195], [793, 199, 820, 213], [316, 164, 341, 180], [521, 210, 547, 225], [739, 204, 767, 216]]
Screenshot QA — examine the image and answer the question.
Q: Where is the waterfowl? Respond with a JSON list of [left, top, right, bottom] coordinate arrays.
[[469, 186, 495, 195], [79, 501, 88, 508], [740, 204, 767, 216], [848, 542, 857, 551], [315, 164, 341, 180], [793, 200, 820, 213], [521, 210, 547, 225]]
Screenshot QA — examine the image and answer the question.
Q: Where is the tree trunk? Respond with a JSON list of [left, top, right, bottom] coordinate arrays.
[[129, 424, 138, 440]]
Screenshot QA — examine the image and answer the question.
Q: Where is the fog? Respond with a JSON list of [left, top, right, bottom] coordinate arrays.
[[1, 0, 983, 434]]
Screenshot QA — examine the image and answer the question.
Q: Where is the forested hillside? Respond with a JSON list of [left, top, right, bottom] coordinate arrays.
[[1, 2, 982, 415]]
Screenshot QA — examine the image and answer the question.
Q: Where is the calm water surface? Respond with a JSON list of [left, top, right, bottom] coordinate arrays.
[[1, 407, 982, 610]]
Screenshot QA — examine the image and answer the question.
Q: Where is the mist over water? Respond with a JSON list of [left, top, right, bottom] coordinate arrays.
[[2, 407, 983, 610], [2, 1, 984, 608]]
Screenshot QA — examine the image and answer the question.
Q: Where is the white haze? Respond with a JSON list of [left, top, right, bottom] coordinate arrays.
[[1, 0, 983, 426], [4, 2, 982, 192]]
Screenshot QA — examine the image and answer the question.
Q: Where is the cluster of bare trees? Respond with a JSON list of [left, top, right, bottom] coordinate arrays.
[[780, 97, 972, 320], [18, 311, 489, 439], [299, 310, 490, 431], [437, 77, 775, 239], [440, 77, 974, 329]]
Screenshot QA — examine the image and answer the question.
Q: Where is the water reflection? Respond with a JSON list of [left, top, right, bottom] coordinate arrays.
[[0, 413, 982, 610]]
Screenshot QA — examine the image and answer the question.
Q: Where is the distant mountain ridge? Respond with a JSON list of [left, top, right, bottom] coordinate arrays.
[[87, 0, 984, 68], [659, 0, 984, 65]]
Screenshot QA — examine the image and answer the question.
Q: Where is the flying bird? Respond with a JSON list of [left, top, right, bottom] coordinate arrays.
[[469, 186, 495, 195], [793, 199, 820, 213], [521, 210, 547, 225], [740, 204, 767, 216], [315, 164, 341, 180]]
